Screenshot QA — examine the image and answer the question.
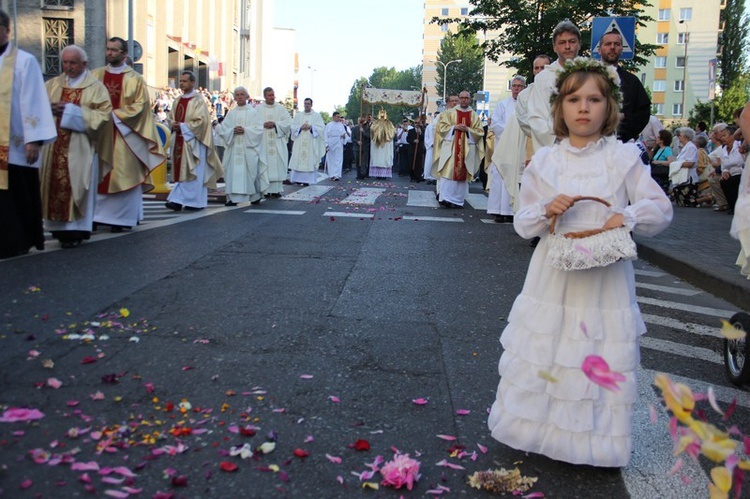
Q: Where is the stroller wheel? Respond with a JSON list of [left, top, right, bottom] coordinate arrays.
[[723, 312, 750, 386]]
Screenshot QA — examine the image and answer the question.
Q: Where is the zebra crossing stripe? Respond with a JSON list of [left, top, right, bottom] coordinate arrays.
[[465, 193, 488, 210], [282, 185, 334, 202], [636, 282, 703, 296], [323, 211, 374, 219], [408, 190, 440, 208], [641, 313, 720, 338], [340, 188, 386, 205], [640, 336, 722, 365], [637, 296, 735, 318], [244, 210, 306, 215]]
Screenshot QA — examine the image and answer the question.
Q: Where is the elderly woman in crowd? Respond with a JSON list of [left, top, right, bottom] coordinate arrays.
[[719, 125, 746, 215], [650, 129, 674, 193], [669, 127, 699, 206]]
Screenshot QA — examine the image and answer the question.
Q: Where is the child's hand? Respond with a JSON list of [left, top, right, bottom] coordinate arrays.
[[544, 194, 576, 218], [602, 213, 624, 230]]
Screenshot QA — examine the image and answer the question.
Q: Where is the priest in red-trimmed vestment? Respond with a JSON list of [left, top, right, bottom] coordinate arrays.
[[92, 37, 164, 232], [41, 45, 112, 248], [165, 71, 223, 211], [431, 91, 484, 208]]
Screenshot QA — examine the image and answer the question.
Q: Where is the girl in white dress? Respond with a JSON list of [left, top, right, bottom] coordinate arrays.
[[487, 58, 673, 467]]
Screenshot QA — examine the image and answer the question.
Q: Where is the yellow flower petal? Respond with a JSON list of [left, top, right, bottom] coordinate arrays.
[[720, 319, 747, 340], [701, 439, 738, 463], [709, 483, 729, 499], [362, 482, 379, 490], [120, 307, 130, 318], [710, 466, 732, 493], [538, 370, 559, 383]]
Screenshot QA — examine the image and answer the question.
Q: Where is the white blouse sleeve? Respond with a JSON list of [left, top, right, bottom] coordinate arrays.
[[513, 152, 555, 239]]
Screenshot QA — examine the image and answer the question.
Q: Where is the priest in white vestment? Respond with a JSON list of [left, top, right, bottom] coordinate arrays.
[[369, 110, 396, 179], [218, 86, 268, 205], [486, 76, 525, 223], [165, 71, 223, 211], [324, 112, 350, 181], [249, 87, 291, 197], [288, 97, 325, 185], [41, 45, 112, 248], [0, 9, 57, 258], [432, 91, 484, 208]]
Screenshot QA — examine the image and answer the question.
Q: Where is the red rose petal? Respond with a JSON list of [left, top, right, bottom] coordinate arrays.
[[353, 439, 370, 451], [219, 461, 238, 472], [293, 448, 310, 458]]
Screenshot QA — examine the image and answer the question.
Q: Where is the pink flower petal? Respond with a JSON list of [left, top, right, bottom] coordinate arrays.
[[581, 355, 626, 392], [47, 377, 62, 389], [19, 479, 33, 489], [72, 461, 100, 471], [326, 454, 342, 464], [707, 387, 725, 416], [328, 395, 340, 403], [649, 404, 658, 424], [101, 477, 125, 485], [103, 490, 130, 498], [0, 408, 45, 422], [435, 459, 464, 470], [436, 434, 457, 441], [412, 398, 429, 405], [455, 409, 470, 415], [522, 493, 546, 498], [300, 374, 313, 379], [477, 443, 488, 454], [111, 466, 137, 478], [669, 458, 684, 476]]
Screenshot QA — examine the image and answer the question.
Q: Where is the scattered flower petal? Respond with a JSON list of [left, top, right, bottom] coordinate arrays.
[[436, 434, 457, 441], [326, 454, 342, 464], [219, 461, 238, 472], [412, 398, 429, 405], [581, 355, 626, 392], [0, 408, 45, 422]]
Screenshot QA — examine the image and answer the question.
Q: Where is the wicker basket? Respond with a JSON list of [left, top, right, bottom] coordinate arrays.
[[545, 196, 637, 271]]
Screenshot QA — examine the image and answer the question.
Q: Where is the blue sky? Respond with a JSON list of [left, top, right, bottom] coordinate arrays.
[[275, 0, 424, 113]]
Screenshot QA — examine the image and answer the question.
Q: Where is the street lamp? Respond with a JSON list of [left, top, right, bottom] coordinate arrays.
[[434, 58, 462, 104], [307, 65, 316, 100], [679, 20, 689, 120]]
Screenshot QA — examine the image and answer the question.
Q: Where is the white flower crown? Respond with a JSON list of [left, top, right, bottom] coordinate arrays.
[[550, 57, 622, 105]]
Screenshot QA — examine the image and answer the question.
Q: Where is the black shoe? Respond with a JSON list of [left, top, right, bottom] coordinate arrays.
[[530, 237, 540, 248], [225, 201, 238, 207], [184, 206, 204, 211], [282, 179, 293, 185], [165, 201, 183, 211], [271, 192, 283, 198], [494, 215, 503, 223], [111, 226, 124, 233], [250, 199, 261, 205], [264, 194, 271, 198], [60, 239, 82, 249]]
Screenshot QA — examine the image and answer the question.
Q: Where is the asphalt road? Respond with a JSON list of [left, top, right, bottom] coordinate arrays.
[[0, 172, 746, 498]]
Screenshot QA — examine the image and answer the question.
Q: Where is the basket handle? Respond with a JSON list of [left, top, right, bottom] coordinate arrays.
[[549, 196, 612, 235]]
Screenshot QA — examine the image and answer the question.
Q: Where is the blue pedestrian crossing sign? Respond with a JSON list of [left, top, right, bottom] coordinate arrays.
[[591, 17, 636, 61]]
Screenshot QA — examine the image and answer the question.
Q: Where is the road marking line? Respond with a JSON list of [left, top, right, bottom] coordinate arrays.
[[465, 193, 488, 210], [634, 269, 666, 277], [636, 282, 703, 296], [244, 209, 306, 215], [282, 185, 334, 202], [637, 296, 736, 318], [642, 313, 720, 338], [340, 188, 386, 205], [323, 211, 374, 219], [641, 367, 750, 409], [407, 190, 440, 208], [402, 216, 464, 223], [641, 336, 722, 364]]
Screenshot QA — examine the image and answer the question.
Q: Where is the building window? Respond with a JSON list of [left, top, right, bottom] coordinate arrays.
[[654, 103, 665, 116], [440, 24, 448, 32], [43, 17, 73, 77], [673, 103, 683, 116], [652, 80, 666, 92], [654, 56, 667, 68], [460, 7, 468, 15], [42, 0, 74, 7], [441, 8, 449, 15], [674, 80, 685, 92], [676, 56, 686, 68], [680, 8, 693, 21], [658, 9, 670, 21], [678, 32, 689, 44], [657, 33, 669, 44]]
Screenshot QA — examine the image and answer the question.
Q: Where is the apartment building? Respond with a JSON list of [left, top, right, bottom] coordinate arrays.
[[421, 0, 723, 124], [0, 0, 298, 101]]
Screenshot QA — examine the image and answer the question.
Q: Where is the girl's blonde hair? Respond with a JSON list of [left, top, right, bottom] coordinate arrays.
[[551, 71, 620, 139]]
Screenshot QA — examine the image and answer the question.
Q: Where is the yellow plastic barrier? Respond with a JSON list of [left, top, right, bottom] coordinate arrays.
[[150, 122, 171, 194]]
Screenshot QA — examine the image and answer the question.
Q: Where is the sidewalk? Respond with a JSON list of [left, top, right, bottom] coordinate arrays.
[[635, 204, 750, 311]]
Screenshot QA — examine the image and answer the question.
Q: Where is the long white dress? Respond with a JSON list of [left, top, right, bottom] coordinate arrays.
[[488, 136, 672, 468]]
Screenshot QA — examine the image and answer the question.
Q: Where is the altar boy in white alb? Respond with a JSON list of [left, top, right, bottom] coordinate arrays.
[[288, 98, 325, 185], [324, 112, 350, 181]]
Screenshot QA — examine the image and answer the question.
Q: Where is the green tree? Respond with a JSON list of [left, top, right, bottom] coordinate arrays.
[[434, 0, 657, 78], [719, 0, 749, 91], [688, 73, 750, 126], [435, 32, 484, 102], [320, 111, 331, 124], [343, 66, 423, 122]]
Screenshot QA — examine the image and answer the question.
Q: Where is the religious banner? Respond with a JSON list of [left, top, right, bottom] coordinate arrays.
[[362, 87, 425, 108]]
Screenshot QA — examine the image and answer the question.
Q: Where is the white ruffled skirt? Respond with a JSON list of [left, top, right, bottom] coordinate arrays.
[[488, 235, 643, 467]]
